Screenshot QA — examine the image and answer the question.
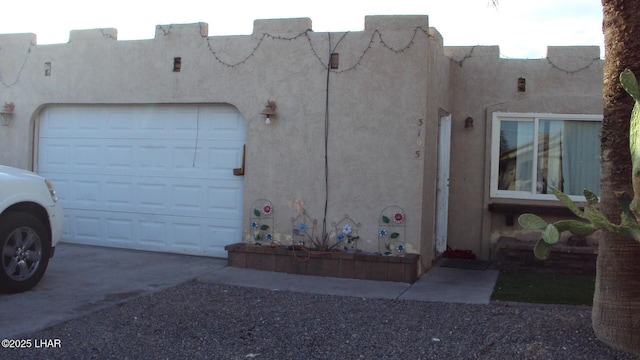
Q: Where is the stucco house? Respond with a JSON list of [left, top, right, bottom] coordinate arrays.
[[0, 15, 603, 275]]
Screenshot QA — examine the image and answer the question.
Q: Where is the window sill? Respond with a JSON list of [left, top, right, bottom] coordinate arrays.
[[488, 202, 582, 226]]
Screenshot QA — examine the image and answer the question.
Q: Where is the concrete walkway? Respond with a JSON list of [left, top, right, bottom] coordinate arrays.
[[0, 243, 499, 339], [197, 262, 499, 304]]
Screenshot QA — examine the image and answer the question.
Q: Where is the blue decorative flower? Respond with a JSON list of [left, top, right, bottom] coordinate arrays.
[[336, 233, 344, 242], [341, 224, 352, 235], [251, 221, 259, 229], [397, 244, 405, 252], [266, 233, 273, 241], [379, 228, 388, 238], [297, 222, 307, 232]]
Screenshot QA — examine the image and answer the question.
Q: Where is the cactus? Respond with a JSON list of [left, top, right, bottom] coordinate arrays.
[[519, 69, 640, 259]]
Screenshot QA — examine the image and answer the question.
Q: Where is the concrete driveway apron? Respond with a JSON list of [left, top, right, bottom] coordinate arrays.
[[0, 243, 225, 339]]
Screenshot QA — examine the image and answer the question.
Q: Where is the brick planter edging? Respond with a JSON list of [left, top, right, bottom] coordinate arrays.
[[224, 243, 420, 283], [496, 237, 598, 276]]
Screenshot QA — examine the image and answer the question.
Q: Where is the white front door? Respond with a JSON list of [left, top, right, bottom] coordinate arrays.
[[435, 112, 451, 254], [37, 104, 245, 257]]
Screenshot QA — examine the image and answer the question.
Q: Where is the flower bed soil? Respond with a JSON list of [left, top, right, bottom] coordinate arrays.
[[496, 237, 597, 275]]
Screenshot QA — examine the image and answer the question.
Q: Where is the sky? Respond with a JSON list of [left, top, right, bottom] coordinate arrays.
[[1, 0, 604, 59]]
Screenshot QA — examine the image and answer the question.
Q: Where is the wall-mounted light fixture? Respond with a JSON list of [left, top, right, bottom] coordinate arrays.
[[518, 77, 526, 92], [1, 102, 15, 126], [464, 116, 474, 129], [260, 100, 276, 125]]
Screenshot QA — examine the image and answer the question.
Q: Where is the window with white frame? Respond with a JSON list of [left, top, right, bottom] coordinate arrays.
[[491, 113, 602, 201]]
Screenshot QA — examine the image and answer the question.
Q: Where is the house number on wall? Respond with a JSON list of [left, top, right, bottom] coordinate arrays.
[[415, 118, 423, 158]]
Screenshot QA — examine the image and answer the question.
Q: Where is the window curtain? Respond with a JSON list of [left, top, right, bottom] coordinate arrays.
[[562, 121, 601, 196], [537, 120, 564, 194], [499, 121, 534, 191], [514, 124, 533, 191]]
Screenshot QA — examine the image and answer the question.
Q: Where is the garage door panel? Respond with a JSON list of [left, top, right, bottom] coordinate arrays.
[[38, 143, 72, 168], [205, 224, 240, 257], [74, 179, 101, 205], [73, 214, 102, 241], [57, 174, 243, 219], [174, 223, 202, 249], [171, 181, 243, 218], [38, 104, 245, 257], [198, 107, 245, 139], [106, 218, 133, 243], [77, 144, 103, 171], [63, 209, 240, 256], [139, 220, 167, 246], [208, 187, 241, 208], [105, 181, 134, 206], [206, 146, 243, 170], [40, 107, 103, 136], [138, 183, 168, 210], [109, 108, 189, 133], [41, 106, 202, 140], [139, 145, 174, 172], [105, 145, 135, 170], [172, 184, 203, 211], [40, 137, 245, 180], [134, 108, 198, 137]]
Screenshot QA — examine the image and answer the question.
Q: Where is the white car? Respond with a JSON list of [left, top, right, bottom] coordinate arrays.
[[0, 165, 64, 293]]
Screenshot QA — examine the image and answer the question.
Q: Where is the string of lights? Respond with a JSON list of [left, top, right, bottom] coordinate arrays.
[[378, 26, 430, 54], [99, 29, 117, 40], [451, 45, 478, 67], [201, 25, 432, 73], [157, 24, 174, 36], [546, 56, 601, 74], [0, 24, 601, 88], [0, 43, 34, 88], [332, 26, 431, 73], [455, 47, 600, 74]]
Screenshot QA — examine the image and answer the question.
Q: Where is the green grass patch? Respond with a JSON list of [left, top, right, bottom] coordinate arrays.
[[491, 271, 595, 306]]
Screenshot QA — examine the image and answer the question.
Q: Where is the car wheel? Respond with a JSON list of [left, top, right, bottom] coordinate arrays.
[[0, 212, 51, 293]]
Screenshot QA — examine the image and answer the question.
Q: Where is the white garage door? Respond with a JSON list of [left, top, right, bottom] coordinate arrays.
[[37, 104, 245, 258]]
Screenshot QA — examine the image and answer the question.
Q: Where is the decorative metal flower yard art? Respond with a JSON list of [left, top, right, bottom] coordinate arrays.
[[291, 209, 317, 247], [291, 208, 360, 251], [331, 214, 361, 251], [249, 199, 274, 245], [379, 206, 407, 255]]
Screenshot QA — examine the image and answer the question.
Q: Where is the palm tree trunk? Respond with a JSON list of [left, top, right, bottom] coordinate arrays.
[[594, 0, 640, 355], [593, 238, 640, 354]]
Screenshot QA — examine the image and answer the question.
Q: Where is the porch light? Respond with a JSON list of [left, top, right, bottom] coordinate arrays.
[[1, 102, 14, 126], [260, 100, 276, 125]]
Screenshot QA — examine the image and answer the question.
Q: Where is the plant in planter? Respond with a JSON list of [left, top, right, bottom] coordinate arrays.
[[291, 209, 360, 251]]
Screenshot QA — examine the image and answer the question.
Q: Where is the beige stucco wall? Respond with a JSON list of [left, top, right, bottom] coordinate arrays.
[[0, 16, 451, 268], [444, 45, 603, 260], [0, 14, 604, 266]]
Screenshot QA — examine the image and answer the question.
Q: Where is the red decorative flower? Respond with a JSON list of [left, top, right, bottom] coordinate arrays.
[[392, 211, 404, 224], [262, 203, 273, 216]]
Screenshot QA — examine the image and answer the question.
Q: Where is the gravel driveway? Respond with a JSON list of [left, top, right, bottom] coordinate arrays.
[[1, 281, 638, 359]]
